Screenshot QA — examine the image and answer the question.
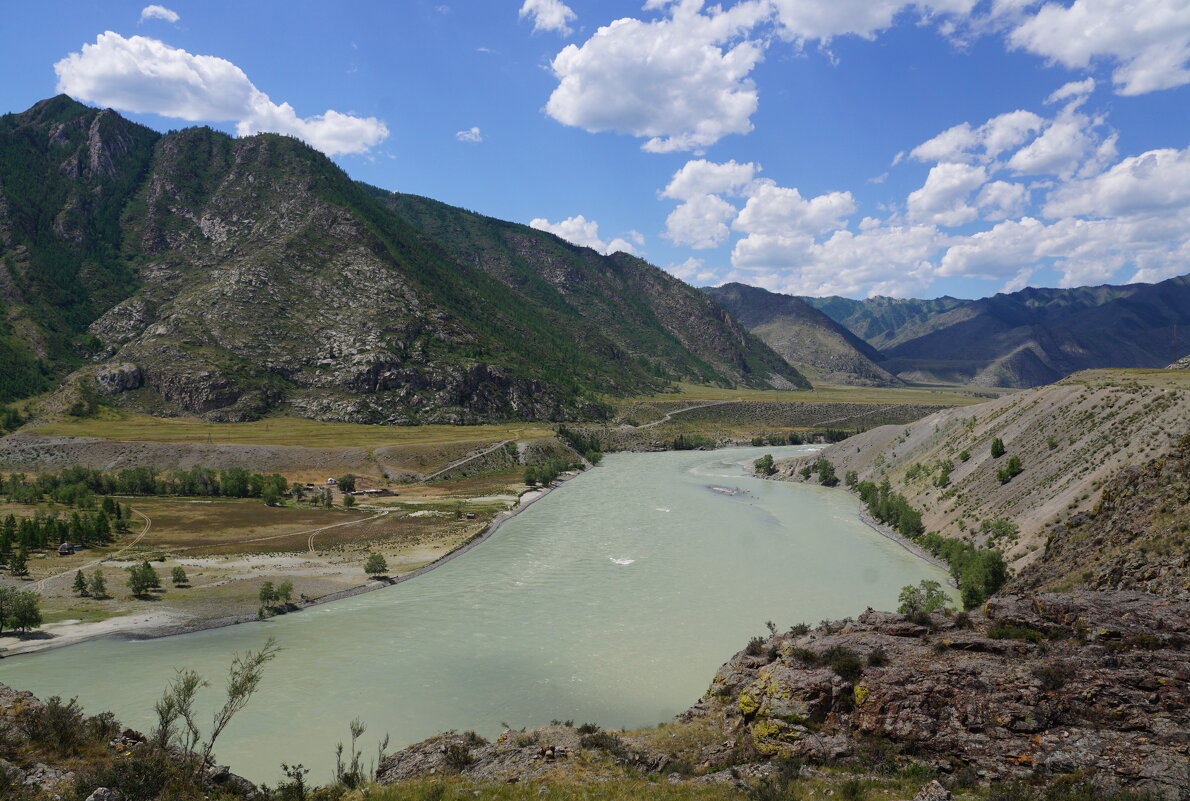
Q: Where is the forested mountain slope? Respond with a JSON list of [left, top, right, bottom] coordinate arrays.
[[374, 192, 808, 394], [0, 96, 807, 423]]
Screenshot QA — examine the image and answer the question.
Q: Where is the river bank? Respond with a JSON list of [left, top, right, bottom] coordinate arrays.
[[0, 468, 589, 658], [747, 459, 957, 586]]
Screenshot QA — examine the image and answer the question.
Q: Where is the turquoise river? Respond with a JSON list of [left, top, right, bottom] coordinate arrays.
[[0, 445, 953, 783]]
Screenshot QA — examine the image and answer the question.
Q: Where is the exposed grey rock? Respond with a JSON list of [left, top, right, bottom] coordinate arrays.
[[93, 363, 143, 394], [914, 780, 952, 801], [85, 789, 123, 801], [687, 591, 1189, 800]]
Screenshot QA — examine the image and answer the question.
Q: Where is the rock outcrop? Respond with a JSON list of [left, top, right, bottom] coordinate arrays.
[[686, 591, 1188, 799]]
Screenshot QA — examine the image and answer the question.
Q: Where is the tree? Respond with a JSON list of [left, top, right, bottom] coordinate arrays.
[[753, 454, 776, 476], [897, 579, 950, 616], [0, 586, 42, 633], [128, 564, 156, 597], [141, 561, 162, 590], [172, 566, 189, 587], [9, 591, 41, 632], [337, 474, 356, 493], [816, 458, 839, 487], [996, 455, 1024, 484], [73, 570, 90, 597], [153, 638, 280, 779], [261, 485, 281, 507], [523, 466, 538, 487], [990, 437, 1006, 458], [88, 569, 107, 599], [9, 546, 28, 578], [959, 449, 970, 462], [364, 553, 388, 578], [290, 483, 306, 501], [275, 580, 294, 606], [258, 581, 277, 607], [342, 494, 355, 508]]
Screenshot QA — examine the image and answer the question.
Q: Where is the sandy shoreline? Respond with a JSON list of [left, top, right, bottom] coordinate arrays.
[[0, 469, 583, 658]]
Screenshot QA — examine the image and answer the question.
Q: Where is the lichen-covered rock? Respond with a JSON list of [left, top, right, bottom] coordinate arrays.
[[685, 592, 1190, 800]]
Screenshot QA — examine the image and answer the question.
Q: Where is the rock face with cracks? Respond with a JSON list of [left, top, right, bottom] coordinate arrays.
[[687, 591, 1188, 800]]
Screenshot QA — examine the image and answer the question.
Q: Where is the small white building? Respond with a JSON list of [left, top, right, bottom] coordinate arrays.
[[326, 477, 338, 485]]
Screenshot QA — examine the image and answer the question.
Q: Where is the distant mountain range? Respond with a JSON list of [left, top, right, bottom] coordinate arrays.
[[706, 276, 1190, 387], [0, 96, 806, 422]]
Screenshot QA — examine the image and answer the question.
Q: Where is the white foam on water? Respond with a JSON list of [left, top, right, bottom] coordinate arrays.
[[655, 507, 670, 513], [609, 557, 635, 565]]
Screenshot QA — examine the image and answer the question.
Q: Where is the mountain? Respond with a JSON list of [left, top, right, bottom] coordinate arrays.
[[703, 283, 902, 386], [0, 97, 807, 422], [803, 278, 1190, 387]]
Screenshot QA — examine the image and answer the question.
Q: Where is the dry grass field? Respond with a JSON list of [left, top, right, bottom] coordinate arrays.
[[30, 412, 555, 448], [626, 381, 997, 406]]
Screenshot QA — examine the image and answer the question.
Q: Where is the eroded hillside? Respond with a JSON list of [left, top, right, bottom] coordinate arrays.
[[776, 369, 1189, 590]]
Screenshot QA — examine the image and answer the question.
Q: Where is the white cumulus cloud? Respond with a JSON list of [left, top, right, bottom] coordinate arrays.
[[54, 32, 389, 156], [139, 5, 179, 24], [455, 126, 483, 143], [664, 194, 740, 249], [1043, 146, 1190, 219], [1009, 0, 1190, 95], [529, 214, 640, 255], [1046, 77, 1096, 104], [910, 110, 1043, 163], [544, 2, 770, 153], [734, 180, 856, 236], [661, 159, 758, 201], [769, 0, 976, 43], [519, 0, 577, 36], [907, 162, 987, 227]]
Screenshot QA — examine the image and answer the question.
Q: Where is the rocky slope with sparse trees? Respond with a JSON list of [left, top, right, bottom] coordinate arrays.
[[0, 96, 807, 425], [773, 368, 1188, 596]]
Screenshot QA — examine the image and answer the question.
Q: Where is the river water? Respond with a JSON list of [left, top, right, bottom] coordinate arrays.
[[0, 445, 952, 783]]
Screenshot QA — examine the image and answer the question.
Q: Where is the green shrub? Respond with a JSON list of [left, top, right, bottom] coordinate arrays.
[[988, 623, 1045, 643], [443, 743, 472, 772], [580, 731, 630, 759], [823, 646, 863, 682]]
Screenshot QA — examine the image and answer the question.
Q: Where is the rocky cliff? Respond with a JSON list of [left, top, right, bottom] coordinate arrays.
[[686, 591, 1189, 799]]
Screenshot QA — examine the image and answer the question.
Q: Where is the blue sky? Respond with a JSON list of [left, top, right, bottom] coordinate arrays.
[[2, 0, 1189, 299]]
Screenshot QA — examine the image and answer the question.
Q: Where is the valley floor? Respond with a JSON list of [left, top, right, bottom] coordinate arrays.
[[0, 382, 975, 656]]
